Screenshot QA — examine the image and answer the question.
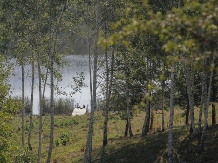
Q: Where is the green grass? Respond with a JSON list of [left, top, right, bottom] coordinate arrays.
[[11, 106, 218, 163]]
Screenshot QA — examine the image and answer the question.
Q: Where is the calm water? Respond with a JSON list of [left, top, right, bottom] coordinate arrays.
[[9, 55, 92, 114]]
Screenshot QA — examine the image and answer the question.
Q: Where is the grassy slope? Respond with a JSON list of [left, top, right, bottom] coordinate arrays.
[[12, 106, 218, 163]]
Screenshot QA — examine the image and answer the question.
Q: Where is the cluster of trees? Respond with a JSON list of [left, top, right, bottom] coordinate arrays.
[[94, 0, 218, 162], [0, 0, 217, 162], [0, 0, 85, 162]]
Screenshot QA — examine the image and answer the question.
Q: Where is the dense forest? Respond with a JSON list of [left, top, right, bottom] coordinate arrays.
[[0, 0, 218, 162]]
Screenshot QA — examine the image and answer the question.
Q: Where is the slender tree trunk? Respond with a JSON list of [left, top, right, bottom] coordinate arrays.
[[168, 2, 180, 162], [83, 4, 94, 160], [161, 80, 165, 131], [103, 47, 114, 146], [46, 0, 54, 162], [168, 63, 175, 163], [83, 0, 99, 162], [42, 67, 49, 99], [28, 56, 34, 151], [142, 98, 150, 136], [124, 119, 128, 136], [42, 67, 49, 114], [211, 71, 217, 126], [150, 111, 154, 131], [125, 78, 133, 137], [88, 36, 93, 111], [199, 50, 215, 152], [34, 1, 43, 162], [212, 104, 216, 125], [185, 97, 189, 125], [21, 61, 25, 147], [198, 60, 207, 133], [142, 58, 150, 136], [83, 26, 94, 163], [123, 51, 133, 137], [103, 22, 109, 145], [185, 66, 196, 134], [37, 51, 43, 163]]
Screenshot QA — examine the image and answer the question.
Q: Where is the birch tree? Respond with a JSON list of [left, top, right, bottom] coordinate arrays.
[[27, 53, 34, 151], [199, 48, 216, 152], [124, 51, 133, 137], [103, 47, 114, 146], [184, 65, 196, 134], [84, 0, 100, 162], [142, 58, 151, 136], [198, 59, 207, 133], [161, 80, 165, 131], [168, 60, 175, 163], [46, 0, 54, 162], [33, 0, 43, 162]]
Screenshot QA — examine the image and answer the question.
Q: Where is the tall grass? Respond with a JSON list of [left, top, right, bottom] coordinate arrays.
[[42, 97, 75, 115], [13, 96, 75, 115]]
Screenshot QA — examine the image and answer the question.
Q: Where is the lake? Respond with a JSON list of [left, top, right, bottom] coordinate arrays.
[[9, 54, 93, 115]]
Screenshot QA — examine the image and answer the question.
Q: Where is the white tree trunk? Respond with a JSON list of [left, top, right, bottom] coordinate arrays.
[[103, 47, 114, 146], [168, 1, 180, 162], [199, 53, 215, 152], [125, 73, 133, 137], [162, 80, 165, 132], [37, 50, 43, 163], [28, 55, 34, 151], [142, 58, 150, 136], [168, 64, 175, 163], [46, 0, 54, 162], [83, 0, 99, 162], [184, 66, 196, 134], [198, 59, 207, 133], [21, 61, 25, 147], [42, 67, 49, 99], [142, 96, 150, 136]]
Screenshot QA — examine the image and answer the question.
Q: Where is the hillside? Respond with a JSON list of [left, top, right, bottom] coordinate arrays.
[[12, 108, 218, 163]]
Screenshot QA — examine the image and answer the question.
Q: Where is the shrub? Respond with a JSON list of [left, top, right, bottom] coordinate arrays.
[[55, 139, 59, 147], [60, 133, 69, 146]]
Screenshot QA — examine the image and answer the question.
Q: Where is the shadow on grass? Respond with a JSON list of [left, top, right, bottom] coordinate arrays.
[[176, 125, 218, 163], [92, 126, 190, 163]]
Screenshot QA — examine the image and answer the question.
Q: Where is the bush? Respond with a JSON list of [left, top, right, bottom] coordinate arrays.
[[60, 133, 69, 146], [14, 147, 36, 163], [55, 139, 59, 147]]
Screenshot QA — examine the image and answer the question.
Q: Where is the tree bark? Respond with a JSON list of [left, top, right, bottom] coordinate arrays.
[[198, 60, 207, 133], [199, 49, 215, 153], [83, 0, 99, 162], [211, 69, 217, 126], [169, 1, 181, 162], [184, 66, 196, 134], [161, 80, 165, 131], [150, 111, 154, 131], [125, 78, 133, 137], [28, 55, 34, 151], [21, 61, 25, 147], [37, 50, 43, 163], [168, 64, 175, 163], [185, 97, 189, 125], [103, 47, 114, 146], [46, 0, 54, 162], [142, 57, 151, 136], [142, 98, 150, 136], [212, 104, 216, 125], [42, 67, 49, 100]]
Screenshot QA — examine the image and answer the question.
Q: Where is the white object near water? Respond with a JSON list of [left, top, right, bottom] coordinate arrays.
[[72, 107, 87, 116]]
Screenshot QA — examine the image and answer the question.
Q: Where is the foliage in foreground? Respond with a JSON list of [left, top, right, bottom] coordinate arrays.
[[0, 55, 35, 162]]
